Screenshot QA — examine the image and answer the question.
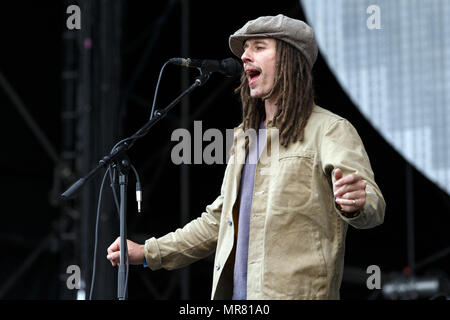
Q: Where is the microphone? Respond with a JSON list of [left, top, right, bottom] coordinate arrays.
[[169, 57, 242, 77]]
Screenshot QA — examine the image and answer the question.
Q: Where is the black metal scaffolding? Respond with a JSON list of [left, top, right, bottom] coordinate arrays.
[[73, 0, 123, 299]]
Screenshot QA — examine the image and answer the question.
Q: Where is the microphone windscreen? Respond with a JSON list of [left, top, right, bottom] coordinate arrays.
[[221, 58, 243, 77]]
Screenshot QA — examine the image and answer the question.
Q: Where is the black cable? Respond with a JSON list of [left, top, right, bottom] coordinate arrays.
[[130, 164, 142, 194], [89, 166, 111, 300], [150, 60, 170, 120], [109, 166, 120, 217], [124, 242, 129, 298], [110, 60, 171, 154]]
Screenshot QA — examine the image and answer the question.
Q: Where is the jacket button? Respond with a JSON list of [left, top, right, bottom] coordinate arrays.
[[215, 264, 221, 271], [227, 220, 232, 226]]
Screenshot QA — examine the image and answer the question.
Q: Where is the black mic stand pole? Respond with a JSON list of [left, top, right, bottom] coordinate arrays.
[[61, 70, 211, 300], [117, 155, 129, 300]]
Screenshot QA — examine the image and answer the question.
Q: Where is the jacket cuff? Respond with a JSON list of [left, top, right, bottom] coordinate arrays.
[[144, 237, 163, 270], [334, 189, 384, 229], [334, 201, 362, 221], [335, 202, 361, 218]]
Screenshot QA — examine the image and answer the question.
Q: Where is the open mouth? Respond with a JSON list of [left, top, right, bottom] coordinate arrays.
[[247, 69, 261, 85]]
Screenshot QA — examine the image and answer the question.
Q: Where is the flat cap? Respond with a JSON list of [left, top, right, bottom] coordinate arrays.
[[229, 14, 318, 69]]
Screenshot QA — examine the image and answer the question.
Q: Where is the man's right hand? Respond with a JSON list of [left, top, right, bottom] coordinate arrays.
[[106, 237, 145, 267]]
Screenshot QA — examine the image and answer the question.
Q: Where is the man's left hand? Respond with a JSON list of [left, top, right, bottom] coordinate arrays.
[[333, 168, 366, 213]]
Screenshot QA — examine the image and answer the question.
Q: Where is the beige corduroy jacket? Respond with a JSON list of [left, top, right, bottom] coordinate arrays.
[[144, 105, 385, 299]]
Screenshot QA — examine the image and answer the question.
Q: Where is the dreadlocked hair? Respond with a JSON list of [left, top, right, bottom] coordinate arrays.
[[234, 39, 315, 148]]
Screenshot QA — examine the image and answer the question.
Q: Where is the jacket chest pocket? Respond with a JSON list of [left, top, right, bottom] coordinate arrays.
[[268, 153, 315, 211]]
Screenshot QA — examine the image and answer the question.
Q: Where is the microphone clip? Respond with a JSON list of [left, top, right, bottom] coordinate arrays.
[[194, 69, 211, 86]]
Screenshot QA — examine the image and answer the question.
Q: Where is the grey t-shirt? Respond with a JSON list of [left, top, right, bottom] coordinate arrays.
[[232, 123, 266, 300]]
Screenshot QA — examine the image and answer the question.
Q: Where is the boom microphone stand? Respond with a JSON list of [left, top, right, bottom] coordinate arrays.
[[60, 69, 211, 300]]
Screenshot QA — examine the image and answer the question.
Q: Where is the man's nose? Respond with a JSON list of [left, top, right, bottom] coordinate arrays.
[[241, 48, 252, 63]]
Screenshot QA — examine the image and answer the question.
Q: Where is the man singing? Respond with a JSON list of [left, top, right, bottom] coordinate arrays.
[[107, 14, 385, 300]]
